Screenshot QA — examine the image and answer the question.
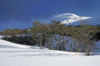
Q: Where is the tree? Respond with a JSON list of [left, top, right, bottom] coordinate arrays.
[[70, 22, 97, 55], [30, 20, 48, 49], [0, 31, 3, 35]]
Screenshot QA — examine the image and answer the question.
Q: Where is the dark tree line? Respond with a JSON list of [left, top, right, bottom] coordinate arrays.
[[29, 20, 100, 55], [0, 20, 100, 56]]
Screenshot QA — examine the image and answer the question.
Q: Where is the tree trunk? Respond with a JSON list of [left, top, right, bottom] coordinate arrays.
[[62, 35, 65, 51], [70, 39, 73, 52], [87, 51, 90, 56], [51, 36, 53, 49], [40, 34, 42, 49]]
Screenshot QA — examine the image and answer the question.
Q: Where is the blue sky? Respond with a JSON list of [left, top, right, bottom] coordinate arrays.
[[0, 0, 100, 31]]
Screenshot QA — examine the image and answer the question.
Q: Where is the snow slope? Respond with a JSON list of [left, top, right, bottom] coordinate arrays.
[[0, 37, 100, 66], [59, 13, 91, 24]]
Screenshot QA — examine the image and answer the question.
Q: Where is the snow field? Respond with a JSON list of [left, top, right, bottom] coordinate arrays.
[[0, 36, 100, 66]]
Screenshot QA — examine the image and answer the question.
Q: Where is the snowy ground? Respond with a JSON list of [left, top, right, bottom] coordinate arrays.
[[0, 36, 100, 66]]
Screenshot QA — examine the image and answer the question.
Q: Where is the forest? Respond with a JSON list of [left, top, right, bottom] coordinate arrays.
[[0, 20, 100, 56]]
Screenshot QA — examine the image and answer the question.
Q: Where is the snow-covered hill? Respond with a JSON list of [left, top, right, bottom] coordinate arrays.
[[52, 13, 91, 25], [57, 13, 91, 24], [0, 36, 100, 66], [54, 13, 100, 25]]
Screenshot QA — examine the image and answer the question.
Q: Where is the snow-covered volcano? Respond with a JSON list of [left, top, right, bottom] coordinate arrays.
[[55, 13, 91, 24], [39, 13, 100, 25]]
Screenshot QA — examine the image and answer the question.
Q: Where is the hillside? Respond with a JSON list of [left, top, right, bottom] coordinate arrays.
[[0, 36, 100, 66]]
